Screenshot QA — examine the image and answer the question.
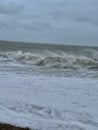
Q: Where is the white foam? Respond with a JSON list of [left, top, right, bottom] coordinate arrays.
[[0, 72, 98, 130]]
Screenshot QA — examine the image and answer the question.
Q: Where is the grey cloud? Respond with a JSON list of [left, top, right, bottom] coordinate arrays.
[[0, 0, 98, 45], [1, 0, 98, 30], [0, 0, 98, 29], [45, 0, 97, 25], [41, 0, 98, 27], [0, 0, 24, 14]]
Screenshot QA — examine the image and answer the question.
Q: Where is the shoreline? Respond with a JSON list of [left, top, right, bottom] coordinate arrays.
[[0, 123, 30, 130]]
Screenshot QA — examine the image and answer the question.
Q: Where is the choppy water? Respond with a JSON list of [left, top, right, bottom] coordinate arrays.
[[0, 41, 98, 78]]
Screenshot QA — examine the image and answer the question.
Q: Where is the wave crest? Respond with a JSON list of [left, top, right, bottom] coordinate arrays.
[[0, 50, 98, 69], [15, 51, 98, 69]]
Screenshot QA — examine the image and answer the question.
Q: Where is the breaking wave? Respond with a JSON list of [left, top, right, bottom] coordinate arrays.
[[1, 50, 98, 70], [16, 51, 98, 69]]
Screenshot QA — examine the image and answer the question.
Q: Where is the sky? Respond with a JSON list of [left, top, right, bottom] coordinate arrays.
[[0, 0, 98, 45]]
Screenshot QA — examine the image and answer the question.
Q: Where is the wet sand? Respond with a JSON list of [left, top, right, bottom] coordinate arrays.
[[0, 123, 30, 130]]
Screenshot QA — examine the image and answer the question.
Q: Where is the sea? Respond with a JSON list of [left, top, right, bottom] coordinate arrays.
[[0, 41, 98, 130]]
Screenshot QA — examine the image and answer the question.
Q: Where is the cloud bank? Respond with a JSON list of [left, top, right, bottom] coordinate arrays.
[[0, 0, 98, 45]]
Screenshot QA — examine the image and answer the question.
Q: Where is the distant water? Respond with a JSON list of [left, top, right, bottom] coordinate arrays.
[[0, 40, 98, 78]]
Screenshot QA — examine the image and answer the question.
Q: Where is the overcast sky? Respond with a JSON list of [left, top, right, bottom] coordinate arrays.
[[0, 0, 98, 45]]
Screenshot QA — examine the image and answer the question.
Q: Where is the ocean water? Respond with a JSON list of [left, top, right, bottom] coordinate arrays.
[[0, 41, 98, 130]]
